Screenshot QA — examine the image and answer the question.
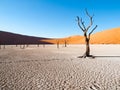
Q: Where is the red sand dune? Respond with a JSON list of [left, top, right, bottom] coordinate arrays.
[[42, 35, 84, 44], [0, 31, 52, 45], [1, 27, 120, 44], [90, 28, 120, 44], [43, 27, 120, 44]]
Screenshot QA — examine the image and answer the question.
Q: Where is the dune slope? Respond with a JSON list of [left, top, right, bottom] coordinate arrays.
[[44, 28, 120, 44], [90, 28, 120, 44]]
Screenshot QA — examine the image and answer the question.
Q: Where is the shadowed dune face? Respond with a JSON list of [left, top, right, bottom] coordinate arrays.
[[0, 31, 52, 45]]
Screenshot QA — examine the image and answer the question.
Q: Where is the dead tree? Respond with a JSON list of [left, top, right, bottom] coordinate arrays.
[[76, 9, 97, 58], [57, 40, 59, 49], [64, 40, 68, 47], [64, 40, 67, 47], [37, 44, 39, 47]]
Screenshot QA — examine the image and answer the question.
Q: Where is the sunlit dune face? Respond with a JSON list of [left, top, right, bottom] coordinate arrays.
[[90, 28, 120, 44], [41, 35, 84, 44], [41, 28, 120, 44]]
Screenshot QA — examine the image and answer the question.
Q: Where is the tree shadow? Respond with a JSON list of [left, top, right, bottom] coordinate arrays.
[[77, 55, 120, 59], [94, 56, 120, 58]]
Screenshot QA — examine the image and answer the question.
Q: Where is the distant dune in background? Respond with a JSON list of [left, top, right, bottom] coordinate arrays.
[[0, 27, 120, 45], [44, 27, 120, 44], [90, 28, 120, 44], [0, 31, 52, 45], [42, 35, 84, 44]]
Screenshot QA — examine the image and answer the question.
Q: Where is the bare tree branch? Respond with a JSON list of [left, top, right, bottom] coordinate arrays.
[[85, 9, 94, 31], [89, 25, 98, 36], [80, 18, 86, 30], [76, 16, 84, 32], [85, 9, 94, 18]]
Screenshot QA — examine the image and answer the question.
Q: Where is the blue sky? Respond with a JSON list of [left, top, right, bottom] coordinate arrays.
[[0, 0, 120, 38]]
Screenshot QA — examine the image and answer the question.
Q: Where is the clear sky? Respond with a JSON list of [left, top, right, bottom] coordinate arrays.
[[0, 0, 120, 38]]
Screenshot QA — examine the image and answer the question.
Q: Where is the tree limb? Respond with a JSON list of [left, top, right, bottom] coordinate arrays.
[[89, 25, 98, 36], [85, 9, 94, 18], [80, 18, 86, 30], [85, 9, 94, 31], [76, 16, 84, 32]]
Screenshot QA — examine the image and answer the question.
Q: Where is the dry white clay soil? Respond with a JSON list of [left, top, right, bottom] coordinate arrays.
[[1, 45, 120, 90]]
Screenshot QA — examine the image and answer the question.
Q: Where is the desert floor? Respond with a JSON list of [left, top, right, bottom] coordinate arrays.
[[0, 45, 120, 90]]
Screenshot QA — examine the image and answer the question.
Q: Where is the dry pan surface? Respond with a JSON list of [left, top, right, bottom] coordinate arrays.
[[0, 45, 120, 90]]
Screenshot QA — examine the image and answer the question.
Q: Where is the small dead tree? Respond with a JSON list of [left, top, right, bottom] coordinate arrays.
[[37, 44, 39, 47], [64, 40, 67, 47], [57, 40, 59, 49], [76, 9, 97, 58], [64, 39, 68, 47]]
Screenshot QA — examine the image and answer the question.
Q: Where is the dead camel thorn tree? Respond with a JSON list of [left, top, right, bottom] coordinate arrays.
[[64, 39, 68, 47], [76, 9, 98, 58], [56, 40, 59, 49]]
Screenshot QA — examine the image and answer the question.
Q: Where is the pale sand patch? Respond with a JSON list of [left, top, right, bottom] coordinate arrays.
[[0, 45, 120, 90]]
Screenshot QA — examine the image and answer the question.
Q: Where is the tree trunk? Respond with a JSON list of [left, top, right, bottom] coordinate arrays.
[[37, 44, 39, 47], [83, 33, 90, 57], [57, 41, 59, 49], [85, 38, 90, 57], [65, 40, 67, 47]]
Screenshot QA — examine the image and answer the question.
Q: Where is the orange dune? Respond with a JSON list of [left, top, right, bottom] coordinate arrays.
[[90, 27, 120, 44], [43, 27, 120, 44], [79, 27, 120, 44], [1, 27, 120, 44], [42, 35, 84, 44]]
